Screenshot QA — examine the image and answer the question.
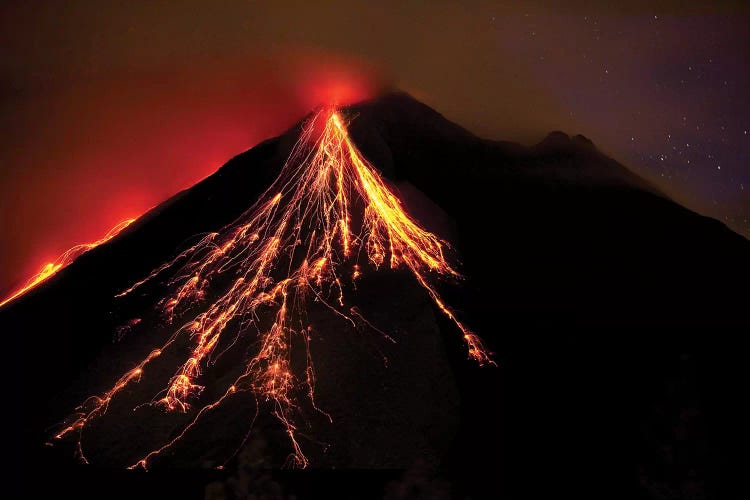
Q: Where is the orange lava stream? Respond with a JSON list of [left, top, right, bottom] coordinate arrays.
[[52, 107, 493, 468], [0, 219, 136, 309]]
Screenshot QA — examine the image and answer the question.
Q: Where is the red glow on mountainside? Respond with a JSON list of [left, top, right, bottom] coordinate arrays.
[[0, 218, 135, 308], [0, 51, 383, 299]]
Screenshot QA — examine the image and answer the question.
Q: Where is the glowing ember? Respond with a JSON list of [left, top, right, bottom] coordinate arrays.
[[0, 219, 135, 309], [52, 107, 493, 468]]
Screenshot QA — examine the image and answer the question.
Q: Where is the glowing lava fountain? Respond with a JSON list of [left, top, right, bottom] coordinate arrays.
[[52, 107, 493, 468], [0, 219, 135, 309]]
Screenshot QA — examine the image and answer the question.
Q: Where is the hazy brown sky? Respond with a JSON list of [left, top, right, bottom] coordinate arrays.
[[1, 1, 748, 294]]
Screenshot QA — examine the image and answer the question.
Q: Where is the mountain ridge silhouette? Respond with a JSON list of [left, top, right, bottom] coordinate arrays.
[[5, 91, 748, 499]]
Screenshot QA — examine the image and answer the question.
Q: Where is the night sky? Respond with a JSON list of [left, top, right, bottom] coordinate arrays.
[[1, 1, 748, 295]]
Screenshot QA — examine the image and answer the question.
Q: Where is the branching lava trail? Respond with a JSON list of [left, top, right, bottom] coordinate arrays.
[[52, 107, 494, 468]]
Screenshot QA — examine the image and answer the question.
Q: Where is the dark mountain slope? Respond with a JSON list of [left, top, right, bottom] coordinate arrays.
[[5, 92, 749, 499]]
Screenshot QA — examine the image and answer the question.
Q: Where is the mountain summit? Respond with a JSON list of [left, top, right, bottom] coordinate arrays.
[[6, 92, 749, 499]]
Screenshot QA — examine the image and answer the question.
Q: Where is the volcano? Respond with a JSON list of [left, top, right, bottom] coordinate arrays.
[[6, 93, 750, 499]]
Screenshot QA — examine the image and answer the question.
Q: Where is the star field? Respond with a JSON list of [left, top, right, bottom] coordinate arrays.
[[490, 11, 748, 236]]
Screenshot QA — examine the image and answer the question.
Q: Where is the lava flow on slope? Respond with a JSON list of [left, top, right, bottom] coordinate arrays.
[[0, 219, 136, 309], [52, 106, 493, 469]]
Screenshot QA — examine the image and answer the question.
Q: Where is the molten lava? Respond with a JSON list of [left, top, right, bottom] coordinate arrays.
[[0, 219, 135, 309], [53, 107, 493, 468]]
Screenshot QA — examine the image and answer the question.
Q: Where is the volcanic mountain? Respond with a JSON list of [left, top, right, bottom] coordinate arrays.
[[6, 93, 749, 499]]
